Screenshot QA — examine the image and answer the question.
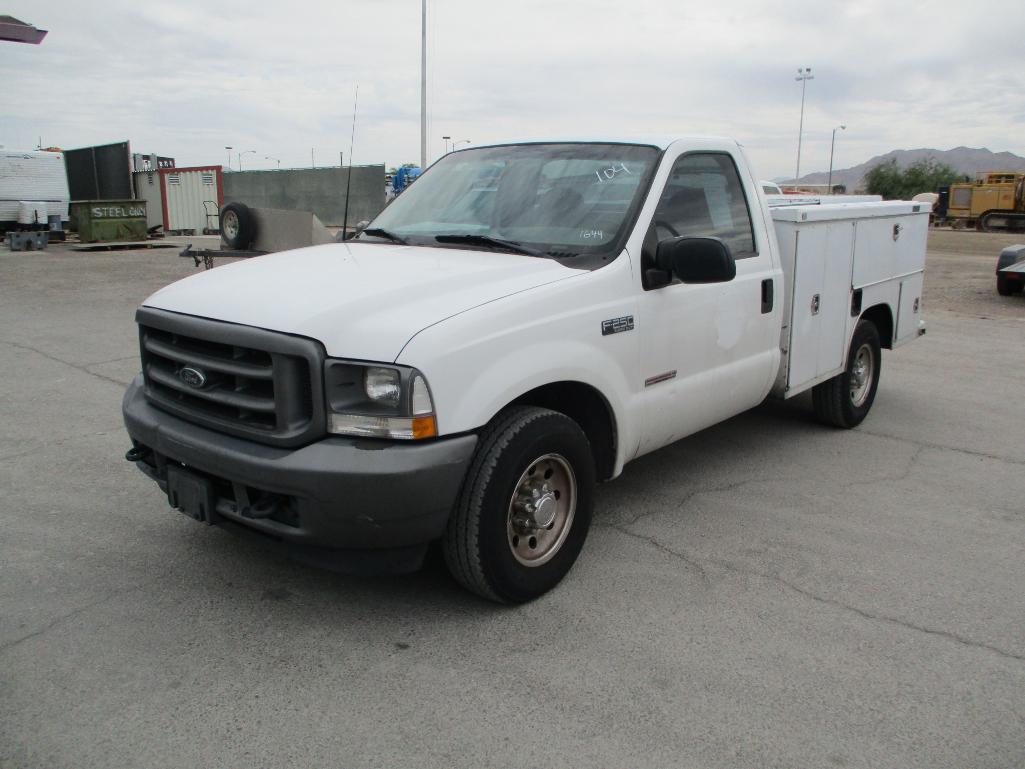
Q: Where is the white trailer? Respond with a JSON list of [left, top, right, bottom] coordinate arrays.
[[0, 149, 70, 229]]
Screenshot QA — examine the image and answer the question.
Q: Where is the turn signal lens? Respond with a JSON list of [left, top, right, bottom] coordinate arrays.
[[411, 415, 438, 439]]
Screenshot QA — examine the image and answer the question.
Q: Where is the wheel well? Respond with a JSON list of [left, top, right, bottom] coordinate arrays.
[[510, 382, 617, 481], [860, 304, 894, 349]]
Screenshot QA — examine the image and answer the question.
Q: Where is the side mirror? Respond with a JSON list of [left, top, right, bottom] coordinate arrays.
[[655, 236, 736, 284]]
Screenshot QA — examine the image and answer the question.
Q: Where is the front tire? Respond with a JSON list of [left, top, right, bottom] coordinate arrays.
[[812, 320, 882, 429], [997, 274, 1020, 296], [443, 406, 595, 603]]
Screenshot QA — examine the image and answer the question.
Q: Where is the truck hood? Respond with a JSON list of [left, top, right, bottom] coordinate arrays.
[[143, 242, 584, 360]]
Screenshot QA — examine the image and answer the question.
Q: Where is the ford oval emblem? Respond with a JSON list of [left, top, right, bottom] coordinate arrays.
[[179, 366, 207, 388]]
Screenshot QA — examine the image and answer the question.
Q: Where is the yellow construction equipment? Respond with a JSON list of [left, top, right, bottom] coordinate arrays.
[[941, 171, 1025, 232]]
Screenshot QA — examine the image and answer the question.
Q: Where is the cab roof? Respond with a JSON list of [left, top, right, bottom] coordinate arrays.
[[457, 135, 740, 152]]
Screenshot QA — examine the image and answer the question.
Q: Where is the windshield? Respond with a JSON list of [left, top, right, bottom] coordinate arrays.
[[365, 143, 661, 261]]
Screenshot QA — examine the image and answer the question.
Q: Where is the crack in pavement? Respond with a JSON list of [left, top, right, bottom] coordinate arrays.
[[839, 445, 925, 489], [616, 476, 786, 528], [603, 523, 713, 585], [0, 339, 127, 388], [0, 576, 165, 655], [0, 424, 126, 463], [616, 446, 923, 529], [602, 523, 1025, 664], [84, 354, 138, 367], [858, 428, 1025, 467]]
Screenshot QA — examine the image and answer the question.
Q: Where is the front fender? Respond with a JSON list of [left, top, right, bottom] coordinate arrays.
[[397, 260, 641, 471]]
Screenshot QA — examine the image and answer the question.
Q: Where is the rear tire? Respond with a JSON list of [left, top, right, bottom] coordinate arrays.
[[220, 202, 256, 250], [443, 406, 595, 603], [997, 274, 1019, 296], [812, 320, 881, 429]]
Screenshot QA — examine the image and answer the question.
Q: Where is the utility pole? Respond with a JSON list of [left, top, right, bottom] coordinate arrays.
[[225, 146, 233, 171], [794, 67, 814, 182], [828, 124, 846, 192], [420, 0, 427, 169]]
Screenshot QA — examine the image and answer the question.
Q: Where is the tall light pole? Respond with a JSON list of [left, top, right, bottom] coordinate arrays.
[[794, 67, 814, 182], [442, 135, 451, 154], [420, 0, 427, 169], [265, 155, 281, 169], [239, 150, 255, 171], [225, 146, 233, 171], [828, 124, 846, 192]]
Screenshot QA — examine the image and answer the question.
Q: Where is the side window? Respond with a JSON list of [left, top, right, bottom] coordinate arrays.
[[652, 153, 757, 259]]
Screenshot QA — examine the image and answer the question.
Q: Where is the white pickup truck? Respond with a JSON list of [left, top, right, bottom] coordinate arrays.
[[122, 136, 928, 602]]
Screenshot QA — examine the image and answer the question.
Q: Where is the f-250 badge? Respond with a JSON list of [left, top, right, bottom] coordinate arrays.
[[601, 316, 634, 336]]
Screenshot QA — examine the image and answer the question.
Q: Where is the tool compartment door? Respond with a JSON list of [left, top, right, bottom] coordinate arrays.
[[786, 221, 855, 391], [896, 272, 924, 344]]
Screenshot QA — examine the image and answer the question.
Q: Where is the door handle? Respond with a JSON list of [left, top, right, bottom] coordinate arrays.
[[761, 278, 774, 314]]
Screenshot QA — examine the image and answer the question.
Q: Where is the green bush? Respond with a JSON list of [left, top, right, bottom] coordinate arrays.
[[865, 158, 964, 199]]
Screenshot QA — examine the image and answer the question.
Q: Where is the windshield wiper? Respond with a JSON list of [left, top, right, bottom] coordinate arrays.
[[434, 234, 546, 257], [360, 227, 407, 245]]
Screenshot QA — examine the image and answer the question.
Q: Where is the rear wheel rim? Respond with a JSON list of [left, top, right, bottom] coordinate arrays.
[[849, 343, 874, 407], [222, 210, 239, 239], [506, 453, 576, 567]]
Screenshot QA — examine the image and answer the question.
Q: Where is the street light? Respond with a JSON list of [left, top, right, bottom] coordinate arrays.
[[794, 67, 814, 182], [238, 149, 256, 171], [442, 135, 451, 154], [420, 0, 427, 169], [265, 155, 281, 169], [828, 125, 846, 192], [453, 139, 471, 150], [224, 146, 233, 171]]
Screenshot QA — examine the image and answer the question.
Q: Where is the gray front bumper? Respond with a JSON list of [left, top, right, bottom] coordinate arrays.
[[122, 376, 477, 558]]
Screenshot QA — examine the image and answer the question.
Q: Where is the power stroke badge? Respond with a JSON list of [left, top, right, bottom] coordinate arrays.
[[601, 315, 634, 336]]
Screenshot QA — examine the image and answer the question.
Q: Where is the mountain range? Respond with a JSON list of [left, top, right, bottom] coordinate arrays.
[[789, 147, 1025, 192]]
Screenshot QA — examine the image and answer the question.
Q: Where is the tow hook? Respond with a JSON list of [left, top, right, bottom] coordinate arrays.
[[124, 446, 151, 463], [241, 495, 283, 520]]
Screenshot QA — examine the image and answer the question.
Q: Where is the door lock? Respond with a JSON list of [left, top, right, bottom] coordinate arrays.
[[811, 294, 821, 315]]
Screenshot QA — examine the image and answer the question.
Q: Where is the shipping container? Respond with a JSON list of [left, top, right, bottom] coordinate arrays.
[[133, 166, 223, 234]]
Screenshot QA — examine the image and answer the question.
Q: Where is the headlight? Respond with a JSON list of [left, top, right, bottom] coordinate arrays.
[[365, 367, 401, 404], [324, 361, 437, 440]]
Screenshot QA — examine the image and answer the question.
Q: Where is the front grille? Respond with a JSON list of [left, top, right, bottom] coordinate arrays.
[[137, 307, 325, 447]]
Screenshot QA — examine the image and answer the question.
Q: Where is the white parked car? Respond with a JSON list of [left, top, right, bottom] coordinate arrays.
[[123, 136, 928, 602]]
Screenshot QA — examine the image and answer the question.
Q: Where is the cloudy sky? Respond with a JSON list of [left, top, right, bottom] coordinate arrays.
[[2, 0, 1023, 179]]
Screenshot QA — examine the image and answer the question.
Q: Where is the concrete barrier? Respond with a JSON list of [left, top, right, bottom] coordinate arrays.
[[222, 165, 385, 227]]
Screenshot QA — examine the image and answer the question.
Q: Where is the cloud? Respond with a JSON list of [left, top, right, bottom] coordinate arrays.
[[1, 0, 1022, 179]]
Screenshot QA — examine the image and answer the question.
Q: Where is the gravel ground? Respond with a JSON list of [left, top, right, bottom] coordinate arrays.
[[1, 230, 1024, 769]]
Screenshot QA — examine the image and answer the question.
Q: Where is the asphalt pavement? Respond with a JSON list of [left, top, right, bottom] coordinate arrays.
[[1, 234, 1023, 769]]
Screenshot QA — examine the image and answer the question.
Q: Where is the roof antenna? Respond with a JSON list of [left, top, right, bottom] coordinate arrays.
[[341, 84, 359, 240]]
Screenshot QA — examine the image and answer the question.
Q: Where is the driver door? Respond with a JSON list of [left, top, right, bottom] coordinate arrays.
[[635, 150, 780, 454]]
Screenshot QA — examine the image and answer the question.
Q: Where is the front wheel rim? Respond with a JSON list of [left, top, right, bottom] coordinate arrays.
[[506, 453, 576, 567], [849, 343, 874, 407]]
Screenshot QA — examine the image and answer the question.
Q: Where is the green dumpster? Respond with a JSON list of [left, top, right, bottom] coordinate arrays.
[[69, 200, 148, 243]]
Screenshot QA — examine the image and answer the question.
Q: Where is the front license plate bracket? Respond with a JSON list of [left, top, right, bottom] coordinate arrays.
[[166, 466, 218, 525]]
